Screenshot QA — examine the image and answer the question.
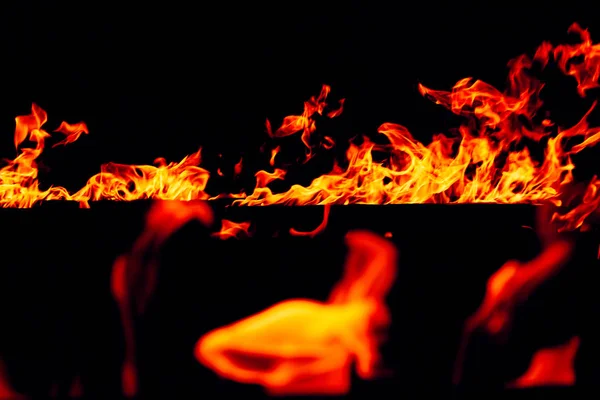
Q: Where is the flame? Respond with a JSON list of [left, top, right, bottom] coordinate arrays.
[[228, 23, 600, 226], [289, 204, 331, 237], [0, 359, 23, 400], [194, 230, 397, 395], [0, 23, 600, 233], [52, 121, 89, 148], [454, 231, 576, 385], [1, 23, 599, 396], [270, 146, 280, 167], [265, 84, 344, 161], [110, 200, 215, 397], [211, 219, 251, 239], [1, 104, 210, 208], [508, 336, 580, 388]]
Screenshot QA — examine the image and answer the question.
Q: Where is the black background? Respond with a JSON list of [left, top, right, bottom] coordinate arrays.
[[1, 1, 599, 398]]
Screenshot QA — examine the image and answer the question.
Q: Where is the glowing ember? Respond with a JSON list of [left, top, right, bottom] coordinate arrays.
[[194, 231, 397, 395]]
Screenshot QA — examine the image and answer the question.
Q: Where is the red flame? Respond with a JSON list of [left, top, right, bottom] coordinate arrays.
[[509, 336, 580, 388], [111, 201, 215, 397], [194, 231, 397, 395]]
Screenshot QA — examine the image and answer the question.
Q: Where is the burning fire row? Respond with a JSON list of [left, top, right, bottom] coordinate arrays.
[[1, 23, 600, 232]]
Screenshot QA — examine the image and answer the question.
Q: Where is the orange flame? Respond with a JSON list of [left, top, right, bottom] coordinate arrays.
[[110, 201, 215, 397], [289, 204, 331, 237], [1, 104, 210, 208], [194, 231, 397, 395], [211, 219, 251, 239], [265, 84, 344, 161], [52, 121, 89, 148], [1, 23, 600, 233], [508, 336, 580, 388], [228, 23, 600, 227]]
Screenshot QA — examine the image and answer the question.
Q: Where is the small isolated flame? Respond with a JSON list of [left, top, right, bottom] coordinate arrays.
[[508, 336, 580, 388], [0, 23, 599, 232], [211, 219, 251, 239], [194, 230, 397, 396], [289, 204, 331, 237]]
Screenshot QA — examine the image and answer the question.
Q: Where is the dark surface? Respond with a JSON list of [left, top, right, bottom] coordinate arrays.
[[0, 203, 596, 398]]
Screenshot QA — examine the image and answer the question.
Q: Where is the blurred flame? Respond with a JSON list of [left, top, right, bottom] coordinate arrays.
[[110, 201, 215, 397], [454, 233, 576, 385], [0, 358, 24, 400], [67, 376, 83, 398], [508, 336, 580, 388], [194, 231, 397, 395], [211, 219, 251, 239], [52, 121, 89, 148]]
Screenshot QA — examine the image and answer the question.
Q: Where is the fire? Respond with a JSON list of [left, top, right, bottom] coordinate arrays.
[[289, 204, 331, 237], [194, 230, 397, 395], [52, 121, 89, 148], [0, 23, 597, 227], [0, 21, 599, 395], [265, 84, 343, 160], [111, 201, 215, 397], [1, 104, 210, 208], [509, 336, 580, 388], [211, 219, 251, 239], [234, 24, 600, 210]]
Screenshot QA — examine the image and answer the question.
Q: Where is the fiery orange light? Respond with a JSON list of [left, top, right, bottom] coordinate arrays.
[[194, 230, 397, 395], [211, 219, 251, 239], [509, 336, 580, 388], [0, 23, 598, 234], [111, 201, 215, 397], [289, 204, 331, 237]]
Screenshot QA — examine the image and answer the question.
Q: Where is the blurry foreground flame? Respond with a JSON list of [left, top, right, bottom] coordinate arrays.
[[111, 201, 215, 397], [454, 204, 577, 386], [194, 231, 397, 396], [0, 359, 24, 399], [509, 336, 580, 388]]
